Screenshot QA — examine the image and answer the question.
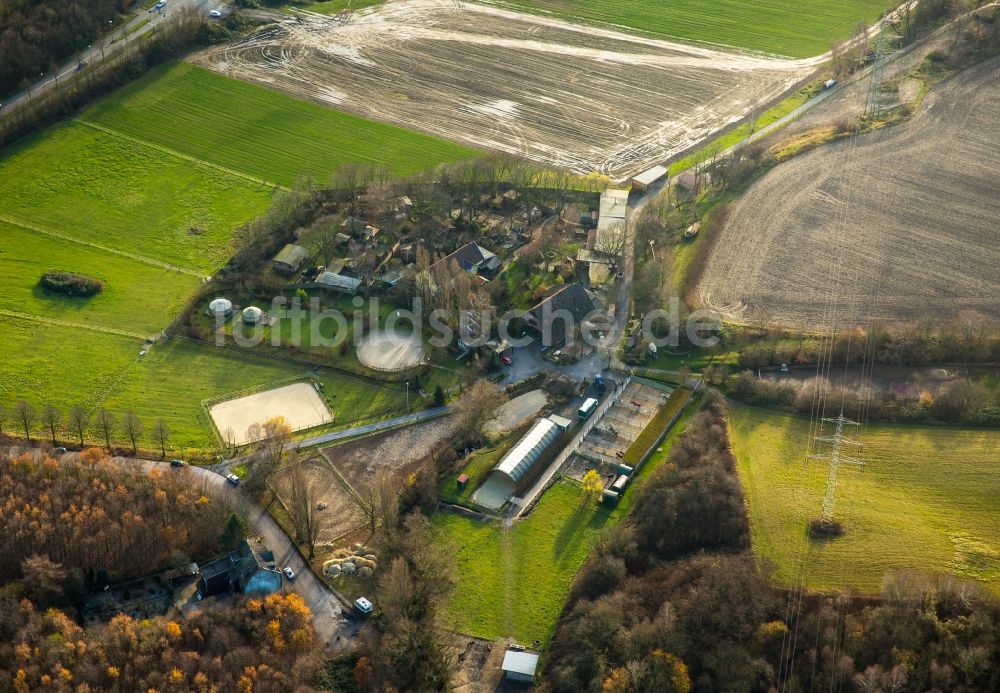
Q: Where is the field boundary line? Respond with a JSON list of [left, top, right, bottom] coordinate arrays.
[[0, 309, 151, 340], [74, 119, 289, 191], [0, 215, 202, 277]]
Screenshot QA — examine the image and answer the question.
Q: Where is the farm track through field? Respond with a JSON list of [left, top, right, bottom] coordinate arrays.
[[195, 0, 813, 180], [74, 119, 288, 191], [0, 310, 150, 340], [697, 57, 1000, 328], [0, 215, 202, 276]]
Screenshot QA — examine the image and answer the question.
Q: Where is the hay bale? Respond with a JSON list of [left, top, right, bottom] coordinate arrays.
[[325, 563, 342, 576], [341, 562, 357, 575], [357, 566, 373, 579], [354, 557, 376, 570], [363, 554, 377, 562]]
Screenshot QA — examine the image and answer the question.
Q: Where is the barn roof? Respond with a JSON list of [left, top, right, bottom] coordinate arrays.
[[273, 244, 310, 268]]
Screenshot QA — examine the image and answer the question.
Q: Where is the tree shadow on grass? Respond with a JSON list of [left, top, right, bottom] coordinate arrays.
[[552, 498, 616, 568]]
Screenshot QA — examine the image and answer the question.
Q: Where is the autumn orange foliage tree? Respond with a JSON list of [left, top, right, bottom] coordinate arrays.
[[0, 449, 235, 584], [0, 592, 318, 692]]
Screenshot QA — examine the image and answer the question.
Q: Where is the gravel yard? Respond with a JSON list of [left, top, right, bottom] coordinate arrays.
[[321, 415, 459, 493]]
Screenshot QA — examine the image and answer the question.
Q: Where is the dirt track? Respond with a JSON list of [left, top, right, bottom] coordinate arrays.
[[194, 0, 813, 180], [697, 58, 1000, 329], [322, 415, 459, 494]]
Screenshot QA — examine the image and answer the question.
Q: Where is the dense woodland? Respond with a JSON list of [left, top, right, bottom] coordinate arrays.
[[0, 449, 236, 585], [0, 0, 130, 96], [0, 448, 326, 691], [542, 395, 1000, 692], [0, 591, 319, 691]]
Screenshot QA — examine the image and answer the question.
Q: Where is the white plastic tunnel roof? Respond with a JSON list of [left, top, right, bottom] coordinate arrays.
[[492, 418, 562, 485]]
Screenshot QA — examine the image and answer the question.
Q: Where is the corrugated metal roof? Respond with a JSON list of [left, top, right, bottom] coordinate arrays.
[[502, 650, 539, 677], [493, 418, 562, 484], [632, 165, 668, 186], [317, 271, 362, 292]]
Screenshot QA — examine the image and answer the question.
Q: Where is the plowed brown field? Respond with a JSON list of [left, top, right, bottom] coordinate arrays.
[[697, 59, 1000, 329], [193, 0, 813, 180]]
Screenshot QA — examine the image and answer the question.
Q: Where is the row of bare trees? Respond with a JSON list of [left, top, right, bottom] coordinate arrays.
[[0, 399, 172, 456]]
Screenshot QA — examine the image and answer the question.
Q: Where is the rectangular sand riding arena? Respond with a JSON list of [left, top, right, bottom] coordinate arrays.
[[209, 382, 332, 445], [195, 0, 815, 180]]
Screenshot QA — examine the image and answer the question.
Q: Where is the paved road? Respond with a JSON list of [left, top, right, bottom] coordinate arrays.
[[294, 406, 451, 449], [135, 457, 353, 646], [1, 0, 216, 114]]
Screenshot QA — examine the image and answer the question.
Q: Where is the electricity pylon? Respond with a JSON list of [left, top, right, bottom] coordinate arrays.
[[808, 414, 864, 527], [864, 24, 890, 120]]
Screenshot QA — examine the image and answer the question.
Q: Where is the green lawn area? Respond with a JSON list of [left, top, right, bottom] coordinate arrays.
[[0, 316, 402, 451], [729, 403, 1000, 595], [0, 316, 142, 417], [0, 121, 272, 273], [496, 0, 897, 58], [289, 0, 383, 14], [433, 480, 622, 644], [83, 63, 481, 188], [0, 222, 198, 335], [433, 397, 701, 644]]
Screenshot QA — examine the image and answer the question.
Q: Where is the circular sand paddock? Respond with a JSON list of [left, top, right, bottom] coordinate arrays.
[[357, 331, 426, 372]]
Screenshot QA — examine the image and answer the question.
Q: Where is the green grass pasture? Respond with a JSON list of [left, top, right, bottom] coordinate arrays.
[[496, 0, 898, 58], [0, 222, 198, 335], [0, 121, 272, 272], [84, 63, 480, 187], [729, 403, 1000, 595]]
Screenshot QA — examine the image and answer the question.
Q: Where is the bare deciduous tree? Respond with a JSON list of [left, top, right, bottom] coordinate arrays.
[[93, 408, 116, 451], [594, 221, 635, 265], [14, 399, 37, 442], [41, 404, 62, 446], [245, 417, 292, 492], [152, 418, 171, 459], [287, 457, 321, 558], [67, 406, 89, 447], [456, 380, 505, 446], [122, 411, 144, 455]]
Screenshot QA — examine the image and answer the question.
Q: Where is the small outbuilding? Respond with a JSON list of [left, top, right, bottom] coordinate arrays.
[[630, 164, 668, 191], [272, 244, 310, 275], [502, 649, 539, 684], [316, 271, 362, 295], [208, 297, 233, 319]]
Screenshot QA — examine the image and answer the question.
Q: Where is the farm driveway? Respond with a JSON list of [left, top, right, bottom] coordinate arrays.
[[131, 458, 351, 647]]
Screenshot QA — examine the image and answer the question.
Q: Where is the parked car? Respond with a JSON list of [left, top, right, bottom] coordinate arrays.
[[209, 9, 222, 17], [500, 354, 512, 366], [153, 0, 167, 10], [55, 447, 67, 454], [170, 459, 186, 468], [226, 473, 241, 485], [283, 567, 295, 580], [779, 363, 790, 373], [354, 597, 374, 615]]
